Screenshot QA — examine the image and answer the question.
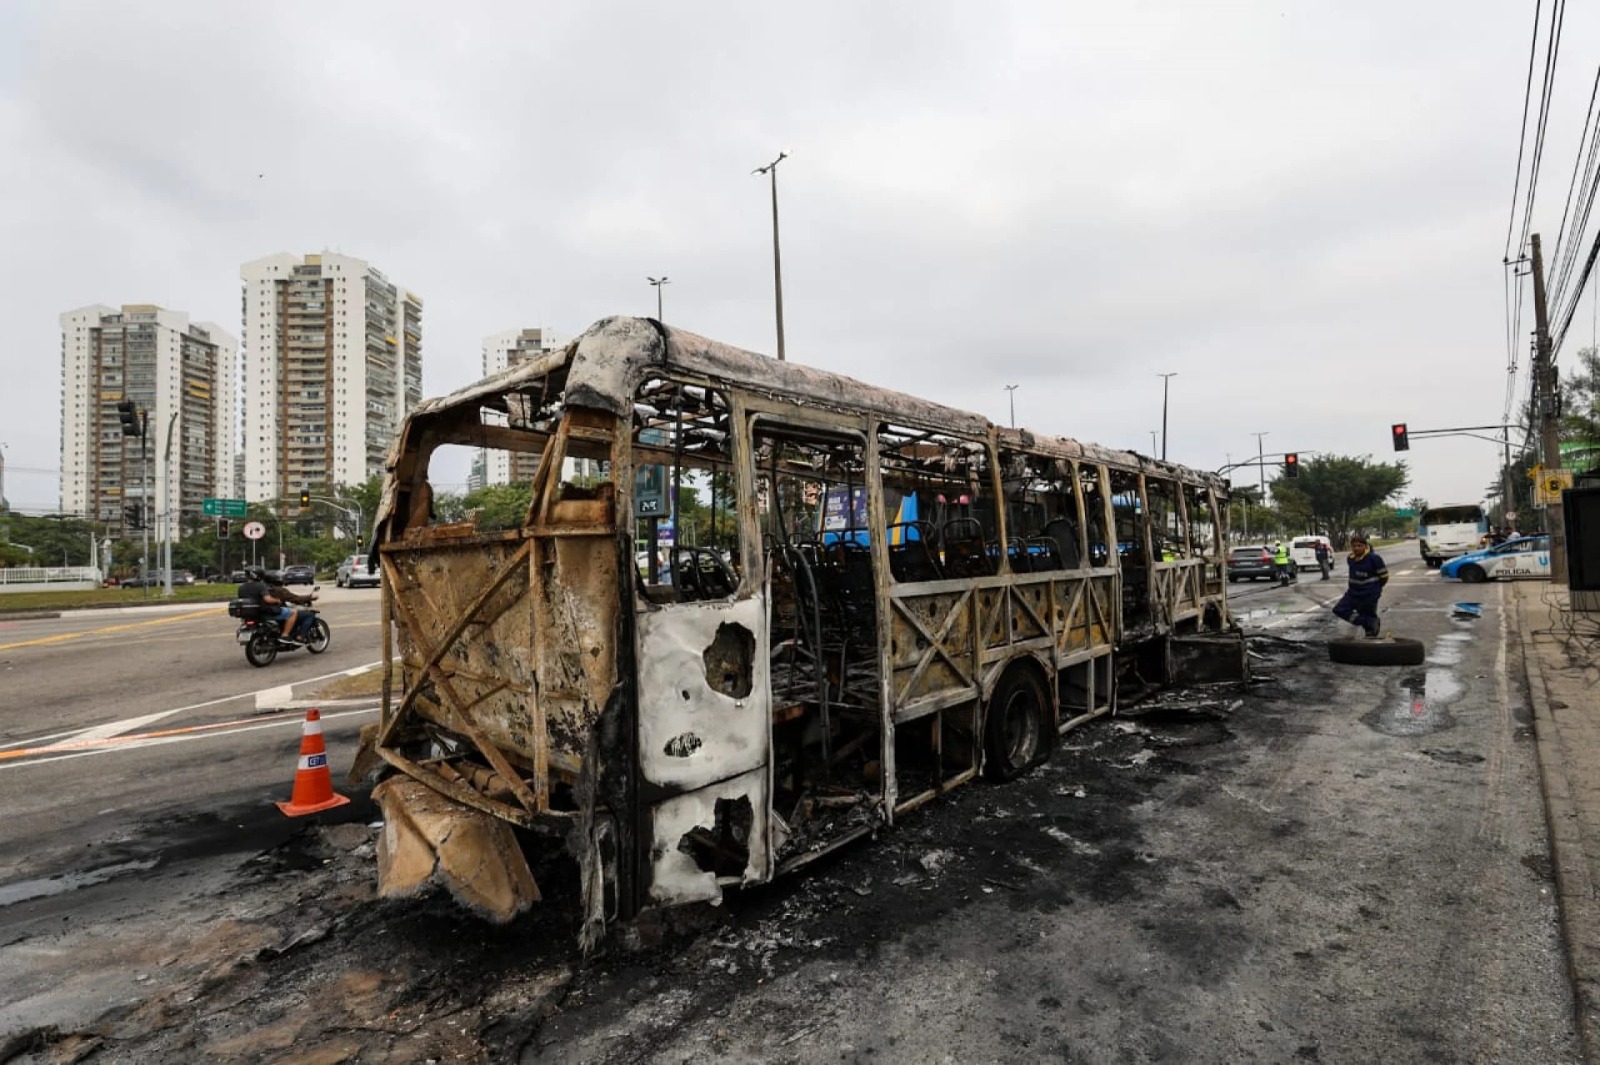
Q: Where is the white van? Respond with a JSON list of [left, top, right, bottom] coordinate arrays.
[[1290, 536, 1333, 572], [1418, 503, 1489, 568]]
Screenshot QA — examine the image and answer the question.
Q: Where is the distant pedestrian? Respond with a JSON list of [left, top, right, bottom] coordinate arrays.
[[1272, 540, 1292, 585], [1314, 540, 1332, 580], [1331, 533, 1389, 639]]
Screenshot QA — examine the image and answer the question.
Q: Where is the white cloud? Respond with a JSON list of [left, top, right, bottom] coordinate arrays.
[[1, 0, 1592, 512]]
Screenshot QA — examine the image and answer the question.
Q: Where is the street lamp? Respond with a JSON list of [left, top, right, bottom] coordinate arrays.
[[753, 151, 789, 361], [1005, 384, 1018, 428], [648, 276, 670, 322], [1157, 372, 1177, 461], [160, 410, 179, 597], [1252, 431, 1270, 509]]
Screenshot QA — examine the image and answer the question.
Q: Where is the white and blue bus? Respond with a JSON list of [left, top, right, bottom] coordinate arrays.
[[1418, 503, 1489, 568]]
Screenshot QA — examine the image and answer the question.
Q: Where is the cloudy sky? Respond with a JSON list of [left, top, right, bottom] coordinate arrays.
[[2, 0, 1596, 513]]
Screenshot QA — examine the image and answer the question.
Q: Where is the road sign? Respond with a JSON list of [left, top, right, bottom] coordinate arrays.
[[203, 497, 248, 518], [242, 520, 266, 541]]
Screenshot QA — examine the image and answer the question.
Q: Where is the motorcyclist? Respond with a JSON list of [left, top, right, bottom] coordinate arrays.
[[237, 566, 313, 641], [267, 576, 317, 641]]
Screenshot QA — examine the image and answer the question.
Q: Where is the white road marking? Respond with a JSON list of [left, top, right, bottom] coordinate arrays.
[[0, 660, 382, 751], [256, 684, 296, 710], [0, 706, 379, 770]]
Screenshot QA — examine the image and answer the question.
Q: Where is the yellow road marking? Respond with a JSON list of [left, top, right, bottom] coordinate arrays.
[[0, 607, 225, 652]]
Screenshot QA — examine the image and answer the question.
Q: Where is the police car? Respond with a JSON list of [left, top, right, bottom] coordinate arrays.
[[1438, 535, 1550, 583]]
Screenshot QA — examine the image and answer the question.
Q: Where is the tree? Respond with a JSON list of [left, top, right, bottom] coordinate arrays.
[[1269, 455, 1409, 547], [461, 483, 532, 531], [1563, 346, 1600, 472]]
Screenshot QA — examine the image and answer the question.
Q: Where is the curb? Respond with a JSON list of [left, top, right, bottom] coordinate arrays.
[[1514, 586, 1600, 1063], [0, 597, 234, 618]]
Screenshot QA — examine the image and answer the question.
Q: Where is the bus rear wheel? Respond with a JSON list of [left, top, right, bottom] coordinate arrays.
[[984, 666, 1052, 781]]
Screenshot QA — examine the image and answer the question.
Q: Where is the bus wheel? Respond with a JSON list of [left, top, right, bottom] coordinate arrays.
[[984, 666, 1052, 781]]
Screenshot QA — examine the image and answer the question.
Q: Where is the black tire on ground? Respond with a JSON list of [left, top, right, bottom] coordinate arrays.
[[245, 630, 278, 667], [1459, 564, 1487, 584], [305, 618, 331, 654], [984, 665, 1053, 781], [1328, 636, 1426, 666]]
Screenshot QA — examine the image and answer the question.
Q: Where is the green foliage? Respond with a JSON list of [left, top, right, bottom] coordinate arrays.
[[1269, 455, 1409, 547], [462, 483, 532, 531], [1563, 346, 1600, 471], [0, 513, 98, 567]]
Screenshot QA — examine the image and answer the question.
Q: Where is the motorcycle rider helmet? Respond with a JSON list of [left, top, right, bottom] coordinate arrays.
[[245, 565, 266, 581]]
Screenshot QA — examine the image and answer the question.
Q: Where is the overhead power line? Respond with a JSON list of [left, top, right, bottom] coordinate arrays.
[[1504, 0, 1546, 261]]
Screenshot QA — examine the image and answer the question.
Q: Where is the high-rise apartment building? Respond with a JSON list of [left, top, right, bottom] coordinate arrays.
[[480, 327, 566, 486], [240, 253, 422, 503], [59, 304, 237, 537]]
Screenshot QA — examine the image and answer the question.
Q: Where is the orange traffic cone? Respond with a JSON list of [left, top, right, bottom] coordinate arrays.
[[277, 708, 351, 817]]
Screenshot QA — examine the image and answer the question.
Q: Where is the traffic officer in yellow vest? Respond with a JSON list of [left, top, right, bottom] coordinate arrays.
[[1272, 540, 1293, 585]]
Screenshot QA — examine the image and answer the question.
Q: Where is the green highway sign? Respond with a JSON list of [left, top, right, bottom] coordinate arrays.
[[203, 497, 248, 518]]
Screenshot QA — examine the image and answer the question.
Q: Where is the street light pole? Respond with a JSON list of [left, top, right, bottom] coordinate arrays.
[[161, 410, 179, 597], [1158, 372, 1177, 461], [140, 410, 150, 599], [1150, 431, 1158, 454], [1005, 384, 1018, 428], [1252, 431, 1270, 512], [753, 151, 788, 361], [648, 276, 670, 322]]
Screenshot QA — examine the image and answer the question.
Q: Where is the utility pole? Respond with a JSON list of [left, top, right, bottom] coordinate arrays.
[[161, 411, 178, 596], [1005, 384, 1018, 428], [140, 409, 151, 598], [1530, 233, 1568, 584], [1158, 372, 1177, 461], [754, 152, 788, 361], [1252, 431, 1270, 511]]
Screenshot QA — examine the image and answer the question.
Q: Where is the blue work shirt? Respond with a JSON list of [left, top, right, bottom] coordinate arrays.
[[1345, 548, 1388, 598]]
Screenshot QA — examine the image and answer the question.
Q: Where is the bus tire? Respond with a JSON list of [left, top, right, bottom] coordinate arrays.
[[984, 665, 1052, 781], [1328, 636, 1426, 667]]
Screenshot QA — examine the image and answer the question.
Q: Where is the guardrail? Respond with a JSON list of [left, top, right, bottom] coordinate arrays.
[[0, 566, 104, 585]]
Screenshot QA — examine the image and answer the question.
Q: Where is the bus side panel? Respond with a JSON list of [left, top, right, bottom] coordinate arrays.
[[636, 595, 772, 906]]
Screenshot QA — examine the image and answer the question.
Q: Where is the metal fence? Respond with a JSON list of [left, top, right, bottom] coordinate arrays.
[[0, 566, 104, 585]]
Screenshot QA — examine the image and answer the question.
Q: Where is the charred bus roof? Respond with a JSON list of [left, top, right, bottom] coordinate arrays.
[[376, 316, 1225, 533]]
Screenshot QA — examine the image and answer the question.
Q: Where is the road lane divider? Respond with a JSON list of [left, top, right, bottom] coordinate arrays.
[[0, 607, 224, 652], [0, 660, 383, 751], [0, 705, 379, 769]]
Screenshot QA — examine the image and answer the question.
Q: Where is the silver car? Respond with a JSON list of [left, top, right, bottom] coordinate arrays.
[[336, 553, 380, 588]]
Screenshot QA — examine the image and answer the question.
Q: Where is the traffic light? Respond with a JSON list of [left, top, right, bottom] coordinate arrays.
[[117, 400, 143, 438], [217, 518, 230, 538], [356, 534, 365, 550], [1284, 453, 1300, 478], [125, 503, 143, 530], [299, 490, 311, 510], [1392, 423, 1410, 451]]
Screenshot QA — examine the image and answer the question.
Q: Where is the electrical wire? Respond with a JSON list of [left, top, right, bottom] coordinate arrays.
[[1505, 0, 1546, 261], [1517, 0, 1566, 255], [1549, 64, 1600, 301]]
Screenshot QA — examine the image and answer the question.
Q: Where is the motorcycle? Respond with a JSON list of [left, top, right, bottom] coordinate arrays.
[[228, 589, 331, 667]]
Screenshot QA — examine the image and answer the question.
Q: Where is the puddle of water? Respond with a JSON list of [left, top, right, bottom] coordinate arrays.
[[1450, 602, 1483, 620], [1363, 669, 1457, 737], [0, 858, 160, 907], [1427, 630, 1472, 667]]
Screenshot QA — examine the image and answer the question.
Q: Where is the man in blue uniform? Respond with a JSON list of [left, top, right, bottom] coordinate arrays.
[[1332, 533, 1388, 638]]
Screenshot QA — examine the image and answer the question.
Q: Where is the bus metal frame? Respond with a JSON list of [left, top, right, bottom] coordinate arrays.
[[364, 316, 1241, 942]]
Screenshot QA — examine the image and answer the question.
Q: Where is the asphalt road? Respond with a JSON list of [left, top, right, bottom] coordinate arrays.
[[0, 550, 1581, 1063], [0, 586, 386, 886]]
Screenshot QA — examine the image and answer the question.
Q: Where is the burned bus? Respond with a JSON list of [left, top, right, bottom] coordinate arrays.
[[358, 316, 1242, 944]]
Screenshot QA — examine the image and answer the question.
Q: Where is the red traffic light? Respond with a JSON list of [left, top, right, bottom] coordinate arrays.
[[1392, 423, 1410, 451], [1284, 453, 1300, 478]]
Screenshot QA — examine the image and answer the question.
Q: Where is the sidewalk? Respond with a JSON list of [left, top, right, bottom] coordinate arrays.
[[1515, 582, 1600, 1062]]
